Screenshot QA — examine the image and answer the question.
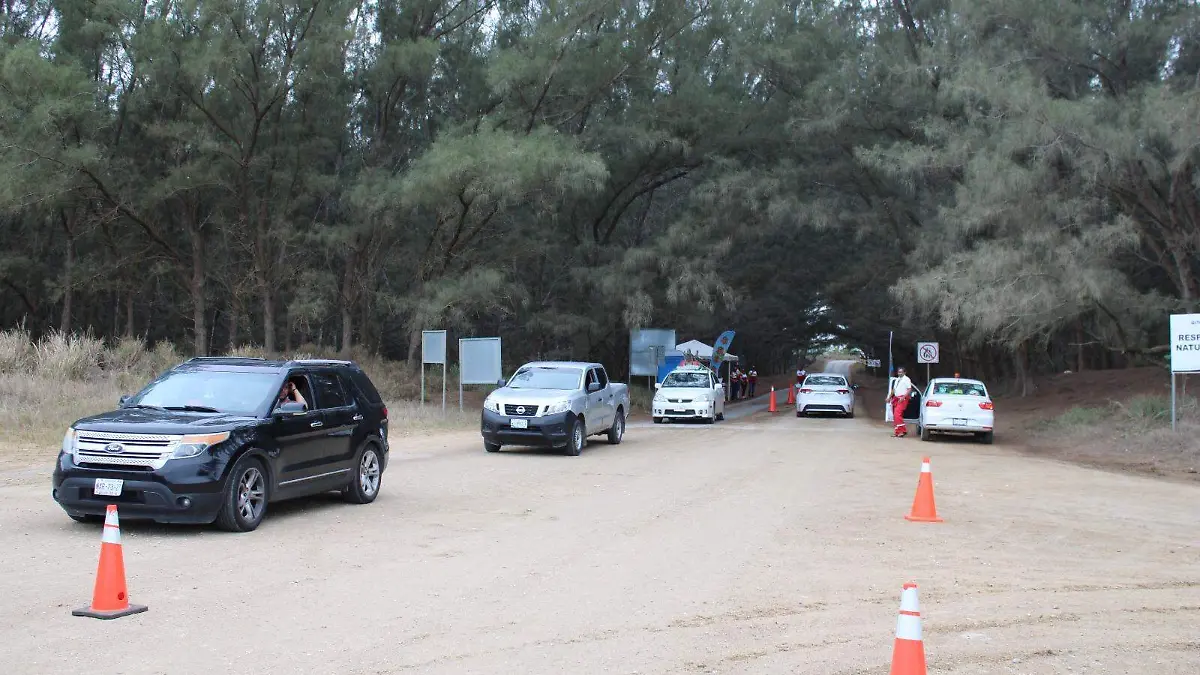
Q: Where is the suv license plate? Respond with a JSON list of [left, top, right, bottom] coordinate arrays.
[[510, 419, 528, 429], [952, 418, 968, 426], [94, 478, 124, 497]]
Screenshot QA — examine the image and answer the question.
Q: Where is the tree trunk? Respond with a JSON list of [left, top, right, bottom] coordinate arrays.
[[125, 293, 135, 337], [190, 227, 208, 356], [228, 294, 240, 350], [60, 233, 74, 333], [262, 291, 276, 354]]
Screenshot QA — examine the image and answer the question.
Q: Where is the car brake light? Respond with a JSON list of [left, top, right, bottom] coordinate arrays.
[[836, 389, 849, 394], [979, 401, 993, 410], [800, 388, 813, 394], [925, 400, 942, 407], [381, 406, 388, 418]]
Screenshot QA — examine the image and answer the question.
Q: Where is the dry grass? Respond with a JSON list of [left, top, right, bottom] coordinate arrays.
[[0, 330, 478, 466]]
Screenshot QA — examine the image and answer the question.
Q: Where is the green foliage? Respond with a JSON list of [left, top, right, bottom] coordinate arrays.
[[1, 0, 1198, 385]]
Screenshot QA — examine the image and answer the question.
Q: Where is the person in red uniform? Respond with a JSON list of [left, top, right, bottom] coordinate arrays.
[[888, 367, 914, 437]]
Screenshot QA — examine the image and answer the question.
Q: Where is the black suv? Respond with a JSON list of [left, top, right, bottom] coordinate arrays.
[[52, 357, 390, 532]]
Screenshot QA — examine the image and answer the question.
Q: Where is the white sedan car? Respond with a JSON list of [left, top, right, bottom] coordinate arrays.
[[795, 373, 856, 418], [917, 377, 995, 443], [652, 365, 725, 424]]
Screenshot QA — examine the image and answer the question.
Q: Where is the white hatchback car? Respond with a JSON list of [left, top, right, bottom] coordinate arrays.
[[917, 377, 995, 443], [795, 373, 856, 418]]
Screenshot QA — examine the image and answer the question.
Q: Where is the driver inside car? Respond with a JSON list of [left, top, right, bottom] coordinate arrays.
[[277, 379, 308, 410]]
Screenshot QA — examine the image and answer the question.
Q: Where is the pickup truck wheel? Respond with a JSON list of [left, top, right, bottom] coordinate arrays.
[[564, 416, 584, 456], [607, 410, 625, 444]]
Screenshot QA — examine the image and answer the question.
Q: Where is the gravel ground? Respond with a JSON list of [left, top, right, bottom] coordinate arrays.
[[1, 401, 1198, 674]]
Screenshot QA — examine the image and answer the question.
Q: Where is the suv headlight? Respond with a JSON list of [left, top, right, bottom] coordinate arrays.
[[483, 396, 501, 413], [545, 401, 570, 415], [170, 432, 231, 459], [61, 428, 76, 459]]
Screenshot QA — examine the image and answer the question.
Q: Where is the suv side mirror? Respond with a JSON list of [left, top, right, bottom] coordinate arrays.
[[587, 382, 602, 393], [276, 401, 306, 415], [118, 395, 132, 407]]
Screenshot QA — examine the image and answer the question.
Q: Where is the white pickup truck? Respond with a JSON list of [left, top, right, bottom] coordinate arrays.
[[481, 361, 630, 456]]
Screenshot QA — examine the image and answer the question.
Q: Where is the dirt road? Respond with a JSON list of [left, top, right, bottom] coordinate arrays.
[[2, 409, 1198, 674]]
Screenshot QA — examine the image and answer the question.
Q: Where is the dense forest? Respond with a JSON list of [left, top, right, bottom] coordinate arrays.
[[1, 0, 1197, 387]]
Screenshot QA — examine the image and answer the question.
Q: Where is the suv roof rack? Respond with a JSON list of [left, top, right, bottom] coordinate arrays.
[[289, 358, 353, 365], [185, 356, 267, 362]]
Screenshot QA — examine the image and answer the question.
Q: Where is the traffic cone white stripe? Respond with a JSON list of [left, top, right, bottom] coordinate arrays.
[[920, 461, 931, 473], [895, 613, 922, 640], [101, 508, 121, 545]]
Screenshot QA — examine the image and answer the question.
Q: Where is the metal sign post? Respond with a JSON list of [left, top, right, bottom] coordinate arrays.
[[421, 330, 448, 412], [1169, 313, 1200, 431]]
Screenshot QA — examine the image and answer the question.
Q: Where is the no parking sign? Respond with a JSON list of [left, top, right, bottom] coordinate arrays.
[[917, 342, 939, 364]]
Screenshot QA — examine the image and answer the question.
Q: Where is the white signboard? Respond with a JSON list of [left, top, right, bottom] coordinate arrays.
[[460, 337, 502, 385], [422, 330, 447, 365], [629, 328, 676, 377], [1170, 313, 1200, 372], [866, 359, 881, 368], [917, 342, 940, 364]]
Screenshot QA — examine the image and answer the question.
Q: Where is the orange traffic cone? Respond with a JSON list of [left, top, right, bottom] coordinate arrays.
[[786, 385, 796, 405], [904, 457, 943, 523], [888, 582, 928, 675], [768, 387, 778, 412], [73, 505, 148, 619]]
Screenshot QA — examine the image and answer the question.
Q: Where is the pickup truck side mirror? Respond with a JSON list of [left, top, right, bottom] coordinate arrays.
[[587, 382, 603, 393], [118, 394, 132, 407], [275, 401, 307, 415]]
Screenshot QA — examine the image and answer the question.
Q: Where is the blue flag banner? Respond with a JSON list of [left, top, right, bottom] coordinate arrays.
[[711, 330, 736, 369]]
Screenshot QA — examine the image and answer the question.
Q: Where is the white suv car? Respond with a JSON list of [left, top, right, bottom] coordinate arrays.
[[652, 365, 725, 424]]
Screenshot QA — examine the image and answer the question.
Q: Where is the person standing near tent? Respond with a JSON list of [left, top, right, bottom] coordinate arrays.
[[747, 367, 758, 397], [731, 366, 743, 399], [888, 367, 914, 438]]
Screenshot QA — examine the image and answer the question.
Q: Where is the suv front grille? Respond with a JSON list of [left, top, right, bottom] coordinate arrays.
[[504, 404, 540, 417], [74, 431, 181, 469]]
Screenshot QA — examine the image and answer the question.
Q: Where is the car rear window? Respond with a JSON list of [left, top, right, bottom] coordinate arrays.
[[804, 376, 846, 386], [933, 382, 987, 396], [346, 368, 384, 405]]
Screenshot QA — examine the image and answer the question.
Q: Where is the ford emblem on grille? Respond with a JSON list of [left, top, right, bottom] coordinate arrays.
[[516, 406, 526, 414], [103, 442, 125, 454]]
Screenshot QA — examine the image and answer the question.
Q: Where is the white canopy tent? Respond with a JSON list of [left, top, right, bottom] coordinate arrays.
[[674, 339, 738, 363]]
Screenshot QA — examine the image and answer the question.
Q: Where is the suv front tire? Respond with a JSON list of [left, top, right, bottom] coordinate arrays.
[[216, 455, 269, 532]]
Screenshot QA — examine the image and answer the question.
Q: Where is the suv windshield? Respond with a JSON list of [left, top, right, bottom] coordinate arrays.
[[804, 376, 846, 386], [129, 370, 278, 415], [508, 367, 583, 390], [662, 372, 710, 388]]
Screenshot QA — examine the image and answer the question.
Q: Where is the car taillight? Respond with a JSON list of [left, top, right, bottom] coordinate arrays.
[[381, 406, 388, 418], [837, 389, 849, 394], [925, 400, 942, 407], [979, 401, 993, 410], [800, 388, 813, 394]]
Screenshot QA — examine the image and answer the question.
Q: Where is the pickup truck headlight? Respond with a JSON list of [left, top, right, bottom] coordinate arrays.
[[545, 401, 571, 415], [483, 396, 501, 413], [170, 432, 231, 459]]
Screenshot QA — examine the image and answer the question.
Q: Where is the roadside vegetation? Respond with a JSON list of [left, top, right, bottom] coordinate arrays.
[[0, 330, 476, 458]]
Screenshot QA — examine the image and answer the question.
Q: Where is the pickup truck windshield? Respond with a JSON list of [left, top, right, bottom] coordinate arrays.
[[508, 367, 584, 390], [130, 370, 279, 415], [662, 372, 710, 388]]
